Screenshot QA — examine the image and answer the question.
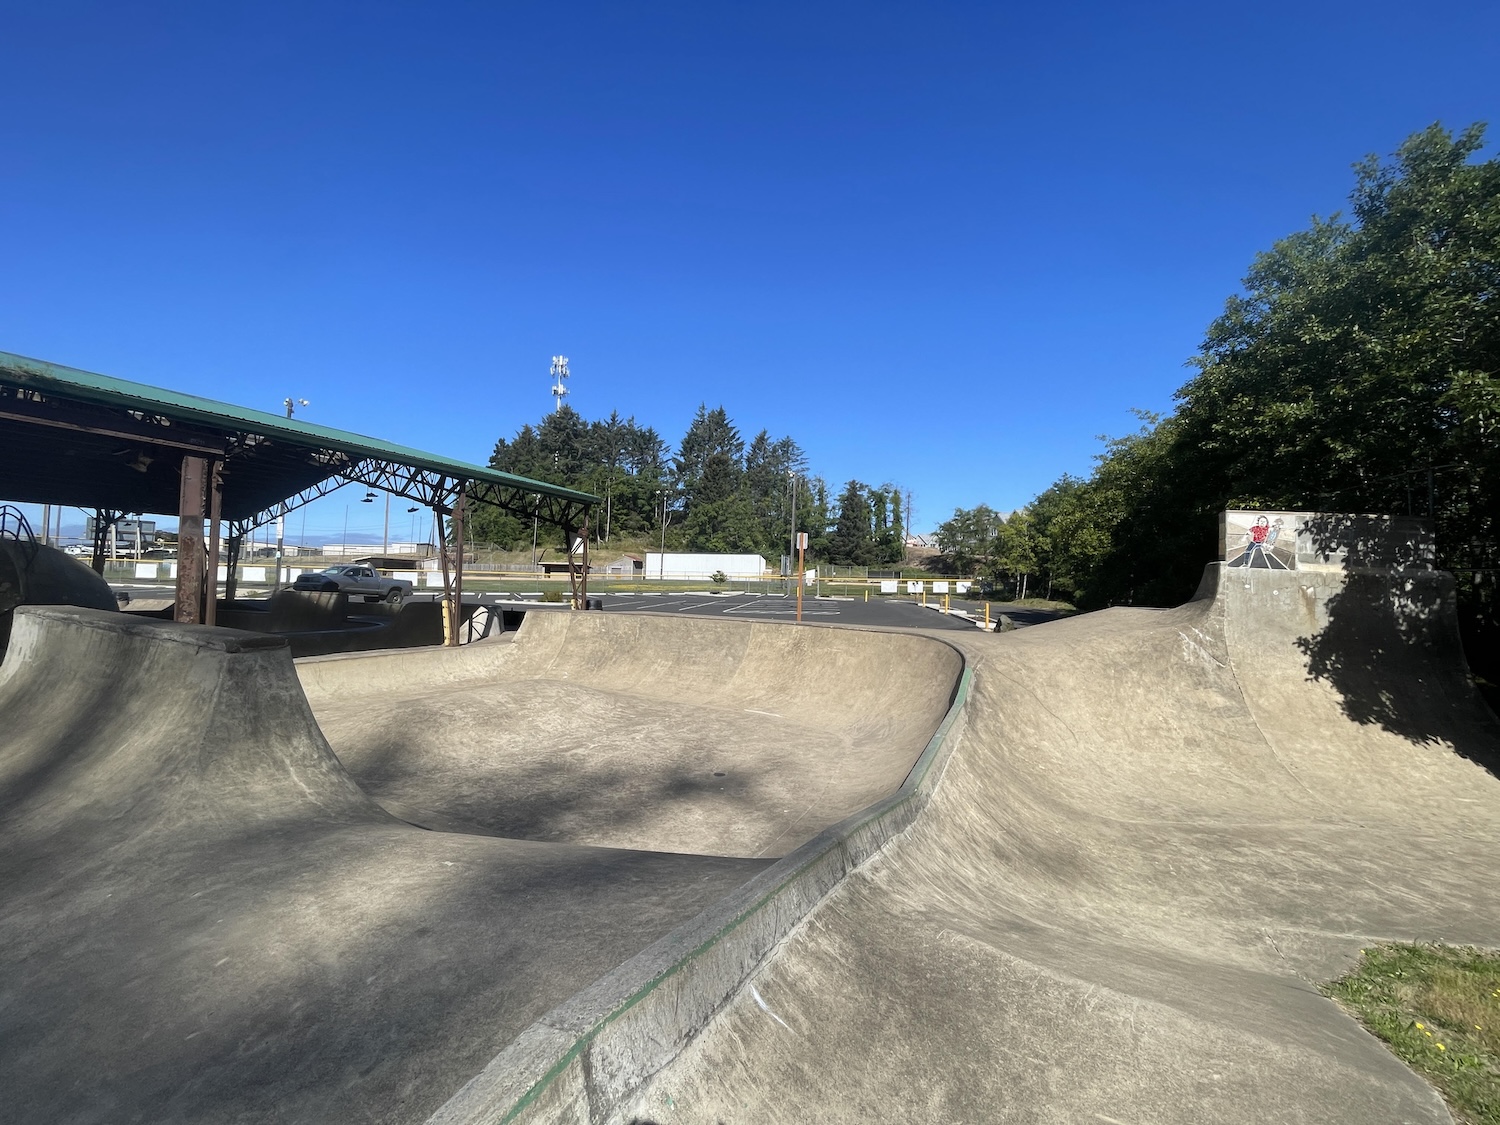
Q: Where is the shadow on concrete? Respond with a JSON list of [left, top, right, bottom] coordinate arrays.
[[350, 727, 779, 842], [1294, 513, 1500, 776], [2, 730, 766, 1124]]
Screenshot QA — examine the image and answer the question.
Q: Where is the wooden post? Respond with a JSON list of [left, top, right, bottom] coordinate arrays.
[[175, 456, 207, 624], [204, 461, 222, 626]]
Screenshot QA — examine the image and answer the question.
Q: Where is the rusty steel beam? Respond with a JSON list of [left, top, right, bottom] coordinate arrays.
[[89, 508, 123, 575], [175, 456, 207, 625], [223, 529, 243, 603], [446, 490, 467, 647], [0, 399, 226, 457], [204, 460, 223, 626]]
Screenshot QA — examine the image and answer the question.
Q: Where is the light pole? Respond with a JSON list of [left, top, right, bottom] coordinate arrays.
[[657, 488, 670, 580], [284, 397, 309, 418]]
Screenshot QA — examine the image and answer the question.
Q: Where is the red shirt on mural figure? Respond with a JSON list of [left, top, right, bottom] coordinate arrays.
[[1250, 519, 1270, 545]]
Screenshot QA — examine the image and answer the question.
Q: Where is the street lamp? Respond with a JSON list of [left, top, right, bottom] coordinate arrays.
[[284, 397, 310, 418], [657, 488, 672, 580]]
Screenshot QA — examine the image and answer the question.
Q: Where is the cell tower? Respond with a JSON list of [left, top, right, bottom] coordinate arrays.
[[550, 355, 570, 412]]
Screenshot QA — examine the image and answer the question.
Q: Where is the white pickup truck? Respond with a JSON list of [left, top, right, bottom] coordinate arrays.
[[292, 565, 413, 604]]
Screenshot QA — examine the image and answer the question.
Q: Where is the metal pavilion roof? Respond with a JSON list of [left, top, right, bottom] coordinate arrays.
[[0, 350, 598, 530]]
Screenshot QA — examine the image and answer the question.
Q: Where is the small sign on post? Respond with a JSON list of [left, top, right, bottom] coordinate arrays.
[[570, 537, 585, 557]]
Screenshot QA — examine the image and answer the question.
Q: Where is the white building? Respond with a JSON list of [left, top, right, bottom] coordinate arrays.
[[85, 517, 157, 552], [644, 552, 768, 580]]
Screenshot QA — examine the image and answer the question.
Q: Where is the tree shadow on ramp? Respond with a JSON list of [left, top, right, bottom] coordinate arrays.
[[1291, 513, 1500, 777]]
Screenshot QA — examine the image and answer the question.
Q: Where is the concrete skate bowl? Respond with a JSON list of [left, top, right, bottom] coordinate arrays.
[[298, 610, 966, 858], [465, 563, 1500, 1125], [0, 604, 966, 1124]]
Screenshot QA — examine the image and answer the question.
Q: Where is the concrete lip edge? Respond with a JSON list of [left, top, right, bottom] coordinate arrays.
[[422, 632, 972, 1125]]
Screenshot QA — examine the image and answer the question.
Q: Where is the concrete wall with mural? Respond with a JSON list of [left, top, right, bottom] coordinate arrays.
[[1220, 510, 1434, 572]]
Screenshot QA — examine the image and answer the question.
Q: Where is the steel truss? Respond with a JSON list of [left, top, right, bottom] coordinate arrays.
[[233, 457, 592, 533], [229, 456, 595, 622]]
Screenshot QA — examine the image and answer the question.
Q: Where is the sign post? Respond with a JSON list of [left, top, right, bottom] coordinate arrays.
[[796, 531, 808, 623]]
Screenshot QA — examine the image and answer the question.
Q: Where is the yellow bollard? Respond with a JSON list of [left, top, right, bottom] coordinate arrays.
[[943, 594, 949, 614], [864, 588, 869, 603], [985, 602, 990, 629], [921, 587, 926, 607]]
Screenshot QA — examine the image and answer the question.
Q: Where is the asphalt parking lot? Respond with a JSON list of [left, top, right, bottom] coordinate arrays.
[[579, 590, 1062, 632]]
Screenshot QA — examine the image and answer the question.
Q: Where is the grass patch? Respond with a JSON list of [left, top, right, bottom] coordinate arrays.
[[1323, 943, 1500, 1124]]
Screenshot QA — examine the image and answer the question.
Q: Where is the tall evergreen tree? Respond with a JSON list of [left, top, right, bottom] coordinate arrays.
[[674, 405, 744, 511], [827, 480, 874, 565]]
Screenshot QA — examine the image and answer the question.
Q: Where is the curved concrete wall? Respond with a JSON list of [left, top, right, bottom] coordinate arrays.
[[298, 610, 964, 752], [412, 615, 971, 1125], [0, 540, 117, 657]]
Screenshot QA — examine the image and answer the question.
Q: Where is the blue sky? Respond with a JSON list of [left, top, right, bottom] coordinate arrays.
[[3, 1, 1496, 540]]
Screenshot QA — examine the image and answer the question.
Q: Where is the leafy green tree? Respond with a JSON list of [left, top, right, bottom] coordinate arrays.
[[1023, 119, 1499, 672], [934, 504, 1001, 575], [1025, 475, 1107, 603]]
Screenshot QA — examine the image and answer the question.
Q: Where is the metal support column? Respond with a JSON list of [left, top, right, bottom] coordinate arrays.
[[564, 523, 578, 609], [447, 489, 466, 647], [434, 507, 452, 644], [89, 508, 121, 575], [223, 529, 243, 603], [175, 456, 207, 624], [579, 516, 589, 609]]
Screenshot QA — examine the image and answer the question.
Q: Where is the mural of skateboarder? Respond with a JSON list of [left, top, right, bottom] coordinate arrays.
[[1231, 515, 1291, 569]]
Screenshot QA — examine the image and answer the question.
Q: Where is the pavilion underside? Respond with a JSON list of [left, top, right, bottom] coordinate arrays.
[[0, 350, 598, 639]]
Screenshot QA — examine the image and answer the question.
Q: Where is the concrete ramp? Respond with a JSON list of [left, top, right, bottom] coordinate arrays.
[[572, 561, 1500, 1125], [0, 606, 771, 1124]]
